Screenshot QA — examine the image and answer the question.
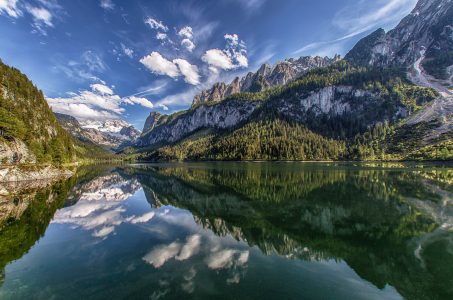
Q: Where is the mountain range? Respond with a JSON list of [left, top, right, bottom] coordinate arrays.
[[1, 0, 452, 164], [55, 114, 141, 153]]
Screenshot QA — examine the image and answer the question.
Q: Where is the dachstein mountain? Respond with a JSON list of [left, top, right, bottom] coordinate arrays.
[[129, 0, 447, 162], [192, 55, 341, 105], [56, 114, 141, 151], [80, 120, 141, 142]]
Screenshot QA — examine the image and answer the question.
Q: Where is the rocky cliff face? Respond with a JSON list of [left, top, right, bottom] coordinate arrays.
[[277, 85, 409, 122], [192, 55, 341, 105], [142, 111, 163, 134], [345, 0, 453, 69], [0, 137, 36, 165], [0, 165, 73, 182], [137, 85, 407, 147], [137, 100, 260, 145]]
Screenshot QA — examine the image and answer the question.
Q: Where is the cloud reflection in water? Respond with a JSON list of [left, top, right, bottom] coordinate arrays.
[[52, 176, 146, 238]]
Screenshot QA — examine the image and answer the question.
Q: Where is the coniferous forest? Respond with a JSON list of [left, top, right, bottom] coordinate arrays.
[[0, 59, 115, 164]]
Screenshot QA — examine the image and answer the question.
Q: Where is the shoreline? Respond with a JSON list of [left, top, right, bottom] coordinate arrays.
[[0, 165, 74, 183]]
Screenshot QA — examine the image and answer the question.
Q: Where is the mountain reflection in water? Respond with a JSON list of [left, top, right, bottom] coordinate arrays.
[[0, 163, 452, 299]]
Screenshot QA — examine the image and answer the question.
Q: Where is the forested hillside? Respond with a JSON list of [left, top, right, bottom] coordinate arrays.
[[0, 59, 77, 164], [127, 61, 440, 162], [0, 59, 113, 164]]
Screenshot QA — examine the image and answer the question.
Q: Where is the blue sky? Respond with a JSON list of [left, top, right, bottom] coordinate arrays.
[[0, 0, 417, 130]]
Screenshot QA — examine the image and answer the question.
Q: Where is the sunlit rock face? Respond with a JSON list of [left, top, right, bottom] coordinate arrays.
[[136, 84, 405, 147], [136, 100, 260, 146]]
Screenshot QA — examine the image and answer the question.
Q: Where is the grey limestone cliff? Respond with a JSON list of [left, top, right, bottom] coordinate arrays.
[[137, 100, 260, 146], [137, 84, 407, 147]]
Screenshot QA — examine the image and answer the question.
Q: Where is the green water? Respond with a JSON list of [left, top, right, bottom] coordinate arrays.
[[0, 162, 452, 299]]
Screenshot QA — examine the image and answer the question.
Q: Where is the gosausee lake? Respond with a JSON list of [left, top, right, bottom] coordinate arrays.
[[1, 163, 452, 299]]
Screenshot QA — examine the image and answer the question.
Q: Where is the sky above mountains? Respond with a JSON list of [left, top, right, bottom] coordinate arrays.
[[0, 0, 417, 130]]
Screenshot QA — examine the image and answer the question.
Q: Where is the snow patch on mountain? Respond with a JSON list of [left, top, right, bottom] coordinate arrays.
[[80, 120, 141, 141]]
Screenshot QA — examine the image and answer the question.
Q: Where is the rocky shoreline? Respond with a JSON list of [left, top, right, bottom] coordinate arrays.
[[0, 165, 74, 183]]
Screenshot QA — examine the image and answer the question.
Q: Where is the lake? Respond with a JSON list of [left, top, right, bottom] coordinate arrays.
[[0, 162, 452, 299]]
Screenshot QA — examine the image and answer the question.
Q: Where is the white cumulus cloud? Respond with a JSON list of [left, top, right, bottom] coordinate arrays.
[[173, 59, 200, 85], [202, 49, 235, 70], [202, 33, 248, 70], [142, 242, 182, 268], [178, 26, 193, 39], [140, 52, 180, 78], [91, 83, 114, 95], [140, 52, 200, 85], [47, 82, 154, 121], [145, 18, 168, 32], [124, 96, 154, 109], [224, 33, 239, 48], [181, 38, 195, 52]]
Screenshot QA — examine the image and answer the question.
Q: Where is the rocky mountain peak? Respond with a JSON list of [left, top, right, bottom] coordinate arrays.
[[345, 0, 453, 73], [192, 54, 341, 106], [143, 111, 162, 133]]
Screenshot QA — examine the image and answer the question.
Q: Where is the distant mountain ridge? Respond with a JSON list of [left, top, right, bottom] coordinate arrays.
[[56, 114, 141, 151], [192, 55, 341, 105], [80, 120, 141, 142]]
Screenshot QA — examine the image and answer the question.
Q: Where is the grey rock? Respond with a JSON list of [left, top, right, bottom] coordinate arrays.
[[192, 55, 342, 105], [345, 0, 453, 68], [143, 111, 162, 133], [0, 137, 36, 165]]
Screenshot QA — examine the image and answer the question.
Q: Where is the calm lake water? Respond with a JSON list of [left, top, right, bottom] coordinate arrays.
[[1, 162, 453, 299]]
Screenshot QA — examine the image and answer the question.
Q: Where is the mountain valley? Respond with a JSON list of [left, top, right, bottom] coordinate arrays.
[[1, 0, 453, 165]]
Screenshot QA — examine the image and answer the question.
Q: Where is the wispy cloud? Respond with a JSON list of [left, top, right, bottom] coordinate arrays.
[[333, 0, 417, 35], [293, 0, 417, 55], [231, 0, 267, 10], [100, 0, 115, 11], [0, 0, 22, 18], [120, 43, 133, 58], [145, 17, 168, 32], [53, 50, 109, 83]]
